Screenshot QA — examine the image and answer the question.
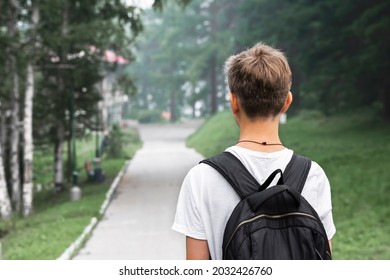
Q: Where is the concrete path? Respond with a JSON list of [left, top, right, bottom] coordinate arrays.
[[74, 121, 203, 260]]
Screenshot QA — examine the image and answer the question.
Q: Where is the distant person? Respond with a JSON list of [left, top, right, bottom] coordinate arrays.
[[100, 131, 110, 154], [84, 159, 94, 181], [172, 43, 336, 260], [92, 158, 105, 183]]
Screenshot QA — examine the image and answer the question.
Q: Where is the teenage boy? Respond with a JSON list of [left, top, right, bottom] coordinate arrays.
[[172, 43, 336, 260]]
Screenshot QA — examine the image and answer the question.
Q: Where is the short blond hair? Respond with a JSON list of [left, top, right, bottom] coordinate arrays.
[[225, 43, 292, 118]]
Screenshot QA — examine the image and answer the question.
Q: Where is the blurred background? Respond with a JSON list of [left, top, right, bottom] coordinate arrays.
[[0, 0, 388, 260]]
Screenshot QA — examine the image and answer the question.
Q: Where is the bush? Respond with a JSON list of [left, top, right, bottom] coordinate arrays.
[[106, 124, 124, 158], [105, 124, 141, 159], [138, 109, 163, 123]]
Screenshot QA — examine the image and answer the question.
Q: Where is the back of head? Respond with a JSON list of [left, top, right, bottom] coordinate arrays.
[[225, 43, 292, 119]]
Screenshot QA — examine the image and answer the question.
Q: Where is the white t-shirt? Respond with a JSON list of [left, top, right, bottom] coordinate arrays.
[[172, 146, 336, 260]]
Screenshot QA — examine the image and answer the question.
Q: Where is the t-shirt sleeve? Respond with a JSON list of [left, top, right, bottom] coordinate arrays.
[[172, 167, 207, 240], [311, 161, 336, 240]]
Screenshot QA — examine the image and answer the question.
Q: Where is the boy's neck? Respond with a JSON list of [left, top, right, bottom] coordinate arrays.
[[236, 115, 284, 152]]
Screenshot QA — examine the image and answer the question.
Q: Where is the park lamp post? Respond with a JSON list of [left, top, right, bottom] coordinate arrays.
[[95, 102, 99, 158], [95, 101, 103, 159], [50, 63, 80, 200], [70, 90, 81, 201], [122, 94, 129, 120]]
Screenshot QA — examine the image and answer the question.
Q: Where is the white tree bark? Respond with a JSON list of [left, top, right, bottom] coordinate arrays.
[[22, 1, 39, 217], [0, 115, 12, 219], [0, 112, 6, 152], [101, 77, 109, 131], [22, 63, 34, 217], [8, 0, 21, 213], [10, 55, 21, 213]]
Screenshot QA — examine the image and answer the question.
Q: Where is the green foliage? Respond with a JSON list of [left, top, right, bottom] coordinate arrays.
[[33, 134, 105, 189], [129, 0, 236, 119], [106, 124, 141, 158], [105, 124, 124, 158], [131, 0, 389, 120], [33, 0, 145, 146], [188, 110, 390, 259], [235, 0, 390, 118], [1, 0, 161, 217], [138, 109, 164, 124]]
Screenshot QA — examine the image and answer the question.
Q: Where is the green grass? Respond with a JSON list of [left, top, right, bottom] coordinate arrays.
[[187, 110, 390, 260], [0, 127, 142, 259], [187, 111, 239, 158]]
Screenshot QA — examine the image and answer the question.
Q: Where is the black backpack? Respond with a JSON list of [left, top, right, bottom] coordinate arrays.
[[201, 152, 332, 260]]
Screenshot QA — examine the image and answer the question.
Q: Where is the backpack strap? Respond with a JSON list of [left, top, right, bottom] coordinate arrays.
[[200, 152, 261, 199], [200, 152, 312, 198], [283, 154, 312, 193]]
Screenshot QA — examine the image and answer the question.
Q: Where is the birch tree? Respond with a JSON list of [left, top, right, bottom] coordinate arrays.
[[0, 1, 12, 219], [0, 107, 12, 219], [23, 1, 39, 217], [0, 155, 12, 219], [22, 0, 40, 216], [8, 0, 22, 212], [22, 63, 34, 216]]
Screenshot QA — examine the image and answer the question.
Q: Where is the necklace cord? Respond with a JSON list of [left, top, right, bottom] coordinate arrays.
[[236, 139, 284, 146]]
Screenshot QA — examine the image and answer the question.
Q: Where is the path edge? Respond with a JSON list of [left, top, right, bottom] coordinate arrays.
[[57, 160, 131, 260]]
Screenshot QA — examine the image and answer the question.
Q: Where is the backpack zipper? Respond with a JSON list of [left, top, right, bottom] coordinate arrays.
[[224, 212, 316, 259]]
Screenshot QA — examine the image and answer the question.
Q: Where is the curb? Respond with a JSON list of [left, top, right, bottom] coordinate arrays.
[[57, 217, 98, 260], [99, 160, 130, 216], [57, 160, 131, 260]]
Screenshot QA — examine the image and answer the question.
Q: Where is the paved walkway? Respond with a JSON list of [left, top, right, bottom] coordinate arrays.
[[74, 121, 203, 260]]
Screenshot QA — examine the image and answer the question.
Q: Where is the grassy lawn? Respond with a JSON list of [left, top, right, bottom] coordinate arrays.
[[0, 127, 142, 260], [187, 110, 390, 260], [187, 111, 239, 158]]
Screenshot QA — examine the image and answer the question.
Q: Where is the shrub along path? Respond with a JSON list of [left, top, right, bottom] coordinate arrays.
[[74, 121, 203, 259]]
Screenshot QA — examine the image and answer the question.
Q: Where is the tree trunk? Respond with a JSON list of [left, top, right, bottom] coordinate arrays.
[[210, 54, 217, 115], [54, 124, 65, 192], [383, 91, 390, 122], [22, 63, 34, 216], [209, 1, 218, 115], [0, 109, 12, 219], [192, 102, 196, 118], [289, 62, 301, 115], [7, 0, 21, 213], [66, 135, 72, 184], [57, 1, 70, 187], [101, 78, 109, 130], [0, 156, 12, 219], [170, 91, 176, 123], [0, 110, 7, 156], [22, 2, 39, 216], [381, 78, 390, 122], [9, 55, 21, 213]]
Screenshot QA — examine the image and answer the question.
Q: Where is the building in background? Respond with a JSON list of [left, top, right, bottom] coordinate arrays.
[[99, 50, 130, 130]]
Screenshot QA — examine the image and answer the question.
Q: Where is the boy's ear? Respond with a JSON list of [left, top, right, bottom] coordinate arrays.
[[229, 93, 240, 115], [280, 92, 293, 114]]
